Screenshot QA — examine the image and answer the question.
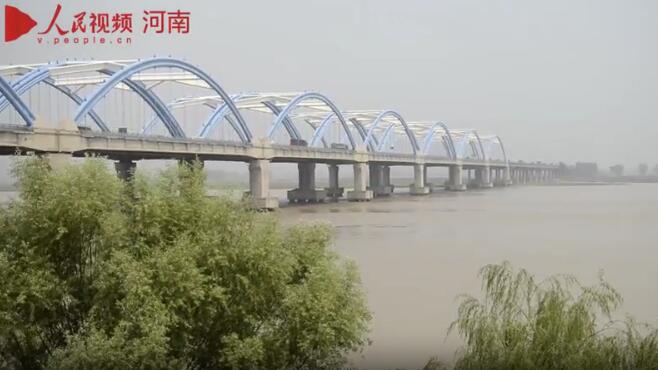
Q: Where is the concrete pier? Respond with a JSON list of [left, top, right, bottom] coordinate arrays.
[[288, 162, 327, 203], [45, 152, 72, 169], [447, 164, 467, 191], [347, 162, 374, 201], [114, 159, 136, 181], [503, 166, 513, 186], [383, 165, 395, 193], [369, 164, 394, 196], [473, 166, 493, 188], [324, 164, 344, 200], [410, 163, 430, 195], [248, 159, 279, 209]]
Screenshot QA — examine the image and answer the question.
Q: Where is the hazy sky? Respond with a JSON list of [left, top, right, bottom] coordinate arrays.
[[2, 0, 657, 168]]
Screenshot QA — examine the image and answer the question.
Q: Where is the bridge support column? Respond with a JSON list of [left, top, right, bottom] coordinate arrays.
[[475, 166, 493, 188], [383, 165, 394, 192], [347, 162, 373, 201], [324, 164, 343, 200], [248, 159, 278, 210], [179, 158, 204, 168], [503, 166, 513, 186], [288, 162, 327, 203], [517, 168, 522, 184], [424, 166, 436, 193], [410, 163, 430, 195], [115, 159, 136, 181], [45, 152, 72, 170], [447, 164, 466, 191], [369, 164, 393, 196]]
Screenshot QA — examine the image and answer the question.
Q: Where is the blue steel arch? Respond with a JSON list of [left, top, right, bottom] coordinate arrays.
[[453, 129, 486, 161], [496, 135, 509, 164], [2, 64, 180, 134], [196, 97, 299, 142], [261, 100, 302, 140], [362, 110, 419, 155], [481, 135, 509, 164], [114, 75, 186, 137], [349, 118, 375, 151], [305, 119, 329, 148], [0, 66, 110, 131], [196, 93, 248, 141], [472, 131, 487, 161], [309, 112, 357, 150], [267, 92, 356, 150], [0, 75, 36, 126], [9, 63, 186, 137], [140, 97, 246, 142], [73, 58, 250, 142], [421, 122, 456, 159]]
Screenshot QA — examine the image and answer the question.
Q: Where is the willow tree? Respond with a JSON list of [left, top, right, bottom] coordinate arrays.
[[450, 262, 658, 370], [0, 157, 370, 370]]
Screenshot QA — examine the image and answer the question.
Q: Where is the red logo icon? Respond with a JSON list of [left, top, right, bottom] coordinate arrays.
[[5, 5, 37, 42]]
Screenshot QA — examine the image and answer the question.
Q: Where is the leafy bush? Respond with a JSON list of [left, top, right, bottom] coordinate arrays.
[[0, 157, 370, 370], [450, 262, 658, 370]]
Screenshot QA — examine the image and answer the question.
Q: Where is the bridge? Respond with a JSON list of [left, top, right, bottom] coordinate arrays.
[[0, 58, 557, 209]]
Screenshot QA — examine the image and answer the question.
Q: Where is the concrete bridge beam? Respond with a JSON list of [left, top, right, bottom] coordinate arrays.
[[288, 162, 327, 203], [248, 159, 278, 210], [347, 162, 373, 201]]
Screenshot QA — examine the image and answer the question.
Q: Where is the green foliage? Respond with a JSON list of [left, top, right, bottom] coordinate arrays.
[[0, 157, 371, 370], [450, 262, 658, 370]]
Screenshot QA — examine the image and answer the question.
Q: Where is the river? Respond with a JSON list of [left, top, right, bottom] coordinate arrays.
[[1, 183, 656, 369], [277, 183, 658, 369]]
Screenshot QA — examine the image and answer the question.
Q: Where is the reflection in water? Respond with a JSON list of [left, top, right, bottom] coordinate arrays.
[[278, 184, 658, 369]]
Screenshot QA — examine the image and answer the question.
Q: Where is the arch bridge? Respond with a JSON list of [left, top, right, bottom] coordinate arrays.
[[0, 58, 557, 208]]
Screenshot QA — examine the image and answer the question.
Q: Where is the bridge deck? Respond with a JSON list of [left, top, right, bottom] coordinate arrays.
[[0, 125, 555, 170]]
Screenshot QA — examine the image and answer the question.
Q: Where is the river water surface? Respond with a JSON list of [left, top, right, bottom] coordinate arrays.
[[1, 183, 656, 369], [278, 184, 658, 369]]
